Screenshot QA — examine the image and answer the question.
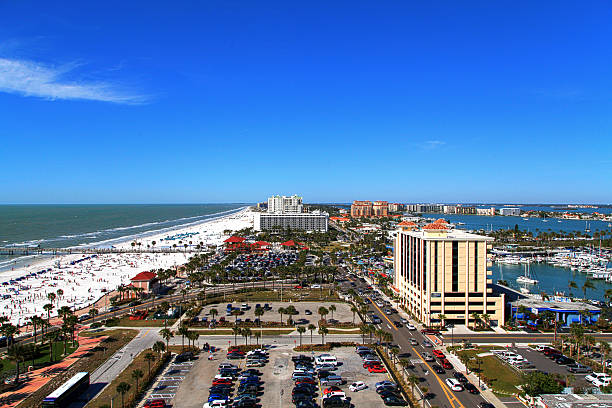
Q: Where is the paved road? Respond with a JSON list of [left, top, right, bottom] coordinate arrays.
[[450, 332, 612, 344], [341, 275, 489, 408]]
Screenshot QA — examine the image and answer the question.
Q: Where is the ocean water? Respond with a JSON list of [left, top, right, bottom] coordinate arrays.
[[492, 262, 612, 302], [0, 204, 246, 271]]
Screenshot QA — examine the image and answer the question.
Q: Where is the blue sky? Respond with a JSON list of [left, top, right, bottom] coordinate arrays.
[[1, 1, 610, 204]]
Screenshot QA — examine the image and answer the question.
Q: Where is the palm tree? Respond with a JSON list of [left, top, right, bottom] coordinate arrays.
[[116, 382, 131, 408], [254, 307, 264, 327], [159, 328, 173, 351], [582, 280, 595, 299], [318, 306, 329, 323], [308, 324, 316, 343], [131, 369, 144, 392], [568, 280, 578, 296], [89, 307, 99, 323], [297, 326, 306, 347], [178, 325, 189, 350], [351, 306, 358, 324], [318, 326, 329, 344], [254, 331, 261, 345], [407, 374, 419, 394], [29, 315, 40, 344], [1, 323, 19, 351], [329, 304, 336, 320], [232, 309, 242, 324], [242, 327, 252, 345], [7, 344, 25, 383], [152, 340, 165, 355], [56, 288, 64, 301], [144, 352, 156, 376], [470, 312, 481, 329], [47, 292, 56, 306], [210, 308, 218, 321], [437, 314, 447, 330], [232, 327, 241, 345], [278, 307, 286, 325], [600, 341, 611, 372], [605, 289, 612, 305]]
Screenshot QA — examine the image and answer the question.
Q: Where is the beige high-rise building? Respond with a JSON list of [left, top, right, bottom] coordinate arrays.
[[393, 222, 505, 327]]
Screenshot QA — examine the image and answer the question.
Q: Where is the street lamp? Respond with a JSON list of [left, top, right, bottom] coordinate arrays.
[[470, 357, 483, 388]]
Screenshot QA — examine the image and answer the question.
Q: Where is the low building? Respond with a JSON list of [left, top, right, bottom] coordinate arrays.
[[456, 206, 477, 215], [254, 211, 328, 232], [510, 297, 601, 326], [500, 207, 521, 216], [443, 205, 457, 214], [476, 207, 496, 216], [537, 393, 612, 408], [130, 271, 160, 294]]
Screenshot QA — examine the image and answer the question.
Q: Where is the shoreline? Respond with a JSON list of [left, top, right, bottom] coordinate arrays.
[[0, 207, 255, 326]]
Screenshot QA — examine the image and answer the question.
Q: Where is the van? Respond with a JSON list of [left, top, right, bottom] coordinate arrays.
[[241, 303, 249, 311], [321, 375, 343, 386], [292, 372, 314, 381], [316, 355, 338, 366]]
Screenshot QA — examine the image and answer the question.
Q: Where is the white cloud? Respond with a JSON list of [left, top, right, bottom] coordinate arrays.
[[418, 140, 446, 150], [0, 58, 148, 104]]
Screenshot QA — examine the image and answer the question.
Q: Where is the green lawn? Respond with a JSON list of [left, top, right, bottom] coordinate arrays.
[[192, 329, 294, 335], [456, 347, 523, 395], [0, 340, 79, 376], [116, 317, 177, 327]]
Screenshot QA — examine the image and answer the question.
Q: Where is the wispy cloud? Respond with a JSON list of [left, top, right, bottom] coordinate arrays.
[[0, 58, 149, 104], [417, 140, 446, 150]]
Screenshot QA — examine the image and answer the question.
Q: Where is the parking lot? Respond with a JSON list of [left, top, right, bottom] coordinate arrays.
[[493, 346, 591, 388], [198, 302, 353, 325], [173, 345, 394, 408]]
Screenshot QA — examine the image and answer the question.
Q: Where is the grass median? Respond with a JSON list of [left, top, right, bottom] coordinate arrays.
[[456, 346, 523, 395]]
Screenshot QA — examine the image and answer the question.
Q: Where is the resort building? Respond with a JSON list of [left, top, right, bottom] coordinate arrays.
[[456, 206, 477, 215], [499, 207, 521, 216], [388, 203, 404, 212], [372, 201, 389, 217], [267, 195, 303, 214], [443, 205, 457, 214], [254, 211, 328, 232], [393, 222, 505, 327], [351, 200, 372, 218], [476, 207, 496, 216], [406, 204, 444, 213]]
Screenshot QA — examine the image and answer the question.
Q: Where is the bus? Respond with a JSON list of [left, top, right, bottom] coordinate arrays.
[[42, 372, 89, 407]]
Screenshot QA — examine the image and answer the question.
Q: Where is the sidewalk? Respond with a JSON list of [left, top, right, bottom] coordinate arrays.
[[0, 335, 106, 408]]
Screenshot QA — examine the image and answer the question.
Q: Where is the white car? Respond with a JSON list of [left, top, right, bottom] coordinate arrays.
[[446, 378, 464, 392], [400, 318, 408, 324], [311, 284, 322, 289], [204, 401, 228, 408], [586, 372, 611, 386], [406, 324, 416, 330], [349, 381, 367, 392], [323, 391, 346, 399]]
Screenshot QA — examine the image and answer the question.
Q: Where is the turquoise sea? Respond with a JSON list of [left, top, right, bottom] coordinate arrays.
[[0, 204, 246, 271]]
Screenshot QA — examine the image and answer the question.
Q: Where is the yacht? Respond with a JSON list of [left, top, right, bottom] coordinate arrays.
[[516, 263, 539, 285]]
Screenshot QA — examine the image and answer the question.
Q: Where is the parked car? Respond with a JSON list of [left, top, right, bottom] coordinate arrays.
[[432, 364, 445, 374], [465, 383, 479, 394], [349, 381, 367, 391], [567, 364, 592, 373], [382, 395, 408, 406]]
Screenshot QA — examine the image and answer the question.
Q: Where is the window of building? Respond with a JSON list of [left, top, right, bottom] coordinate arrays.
[[433, 241, 438, 292], [474, 241, 478, 292], [452, 241, 458, 292]]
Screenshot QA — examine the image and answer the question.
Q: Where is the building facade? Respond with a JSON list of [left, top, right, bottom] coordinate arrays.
[[406, 204, 444, 213], [499, 207, 521, 216], [393, 224, 505, 327], [456, 206, 477, 215], [476, 207, 496, 216], [267, 195, 303, 213], [254, 212, 328, 232], [372, 201, 389, 217], [388, 203, 404, 212], [351, 200, 373, 218]]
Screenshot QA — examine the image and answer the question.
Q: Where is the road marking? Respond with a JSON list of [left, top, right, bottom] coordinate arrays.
[[411, 346, 465, 408], [368, 297, 398, 331]]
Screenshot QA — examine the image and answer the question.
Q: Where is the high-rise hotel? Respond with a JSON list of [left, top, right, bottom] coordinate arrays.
[[393, 221, 505, 327]]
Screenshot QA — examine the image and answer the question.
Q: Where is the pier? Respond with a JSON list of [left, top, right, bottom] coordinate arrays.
[[0, 247, 211, 256]]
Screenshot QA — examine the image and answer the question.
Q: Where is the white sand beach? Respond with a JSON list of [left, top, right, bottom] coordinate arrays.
[[0, 208, 254, 326]]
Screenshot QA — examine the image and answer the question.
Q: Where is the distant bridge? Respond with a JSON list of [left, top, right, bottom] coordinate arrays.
[[0, 247, 213, 256]]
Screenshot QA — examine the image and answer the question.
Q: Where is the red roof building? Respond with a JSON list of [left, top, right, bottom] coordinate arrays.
[[224, 236, 246, 243], [130, 271, 160, 294], [224, 236, 250, 252]]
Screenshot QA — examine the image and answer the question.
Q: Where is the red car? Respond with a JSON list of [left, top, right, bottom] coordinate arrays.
[[323, 386, 342, 395], [421, 328, 441, 335], [368, 365, 387, 373], [441, 359, 453, 370], [212, 379, 233, 386], [432, 350, 445, 358], [296, 378, 316, 385], [363, 361, 381, 368], [144, 399, 166, 408], [294, 285, 303, 289]]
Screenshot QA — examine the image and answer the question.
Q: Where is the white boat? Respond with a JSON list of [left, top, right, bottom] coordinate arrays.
[[516, 263, 539, 285], [520, 287, 531, 294]]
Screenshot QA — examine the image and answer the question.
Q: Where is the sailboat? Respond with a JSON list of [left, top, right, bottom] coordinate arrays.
[[517, 262, 539, 285], [585, 221, 591, 233]]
